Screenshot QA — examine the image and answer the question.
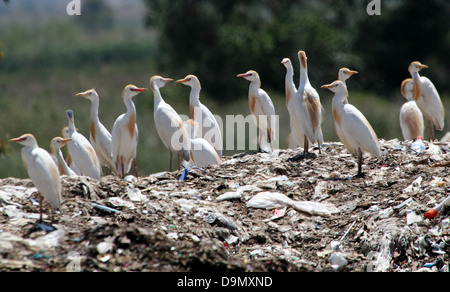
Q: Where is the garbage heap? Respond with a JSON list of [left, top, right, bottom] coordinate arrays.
[[0, 138, 449, 272]]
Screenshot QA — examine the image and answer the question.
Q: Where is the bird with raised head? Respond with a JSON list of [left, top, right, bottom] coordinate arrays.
[[294, 50, 324, 155], [150, 75, 190, 172], [76, 89, 116, 174], [408, 61, 444, 140], [10, 133, 62, 222], [322, 80, 381, 177], [237, 70, 277, 152], [176, 75, 223, 157], [111, 84, 147, 178]]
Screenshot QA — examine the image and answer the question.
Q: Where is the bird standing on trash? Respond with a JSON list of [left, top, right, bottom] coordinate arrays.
[[112, 84, 147, 178], [282, 57, 303, 150], [399, 78, 424, 141], [408, 61, 444, 140], [50, 137, 77, 177], [294, 50, 324, 154], [176, 75, 223, 157], [150, 75, 190, 172], [237, 70, 277, 152], [322, 80, 381, 177], [66, 109, 102, 179], [76, 89, 116, 174], [10, 134, 62, 222]]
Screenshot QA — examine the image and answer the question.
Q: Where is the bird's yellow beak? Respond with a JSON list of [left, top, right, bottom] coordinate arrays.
[[321, 84, 333, 89], [237, 73, 251, 78], [163, 78, 174, 82], [60, 138, 72, 143], [418, 64, 429, 69], [175, 78, 189, 83], [348, 70, 358, 75]]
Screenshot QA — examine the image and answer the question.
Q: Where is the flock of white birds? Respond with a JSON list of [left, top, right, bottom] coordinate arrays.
[[9, 50, 445, 222]]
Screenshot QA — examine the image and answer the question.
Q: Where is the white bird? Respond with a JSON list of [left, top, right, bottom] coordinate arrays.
[[50, 137, 77, 177], [338, 68, 358, 104], [408, 61, 445, 140], [322, 80, 381, 177], [282, 58, 303, 150], [66, 109, 101, 179], [111, 84, 147, 178], [150, 75, 190, 172], [10, 134, 62, 221], [237, 70, 277, 152], [182, 119, 221, 168], [61, 126, 81, 175], [76, 89, 116, 174], [399, 78, 424, 141], [176, 75, 223, 157], [295, 50, 324, 154]]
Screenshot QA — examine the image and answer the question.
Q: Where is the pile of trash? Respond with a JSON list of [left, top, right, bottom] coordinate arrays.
[[0, 138, 449, 272]]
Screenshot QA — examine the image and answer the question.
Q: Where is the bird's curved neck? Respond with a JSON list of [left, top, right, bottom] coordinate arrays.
[[332, 90, 348, 107], [189, 85, 201, 107], [299, 65, 309, 87], [68, 120, 77, 135], [152, 87, 164, 110], [89, 98, 100, 122], [284, 65, 296, 99], [124, 96, 136, 116], [249, 80, 261, 94]]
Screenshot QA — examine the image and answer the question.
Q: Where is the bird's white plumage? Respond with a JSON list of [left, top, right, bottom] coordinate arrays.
[[151, 76, 190, 170], [66, 110, 101, 179], [408, 61, 444, 137], [11, 134, 62, 209], [323, 80, 381, 158], [77, 89, 116, 173], [399, 78, 424, 141], [111, 84, 146, 177], [237, 70, 277, 152], [176, 75, 223, 157], [282, 58, 304, 149], [50, 137, 77, 177], [182, 120, 221, 168], [294, 51, 323, 152]]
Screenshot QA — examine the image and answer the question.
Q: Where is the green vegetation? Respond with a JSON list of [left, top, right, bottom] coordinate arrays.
[[0, 0, 448, 178]]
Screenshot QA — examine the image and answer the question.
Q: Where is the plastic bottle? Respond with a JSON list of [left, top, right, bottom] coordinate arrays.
[[411, 136, 425, 153]]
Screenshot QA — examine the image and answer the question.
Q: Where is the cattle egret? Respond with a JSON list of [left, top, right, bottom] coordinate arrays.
[[66, 109, 101, 179], [399, 78, 424, 141], [322, 80, 381, 177], [295, 50, 324, 154], [10, 134, 62, 221], [338, 68, 358, 104], [282, 58, 304, 149], [50, 137, 77, 177], [62, 126, 80, 175], [112, 84, 147, 178], [150, 75, 190, 171], [176, 75, 223, 157], [76, 89, 116, 174], [408, 61, 444, 140], [237, 70, 277, 152], [182, 119, 221, 168]]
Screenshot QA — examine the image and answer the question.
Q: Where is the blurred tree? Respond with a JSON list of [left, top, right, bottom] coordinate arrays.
[[144, 0, 449, 101], [354, 0, 450, 95], [74, 0, 114, 32]]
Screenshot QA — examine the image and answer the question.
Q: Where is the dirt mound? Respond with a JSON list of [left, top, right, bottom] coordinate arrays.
[[0, 139, 449, 272]]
